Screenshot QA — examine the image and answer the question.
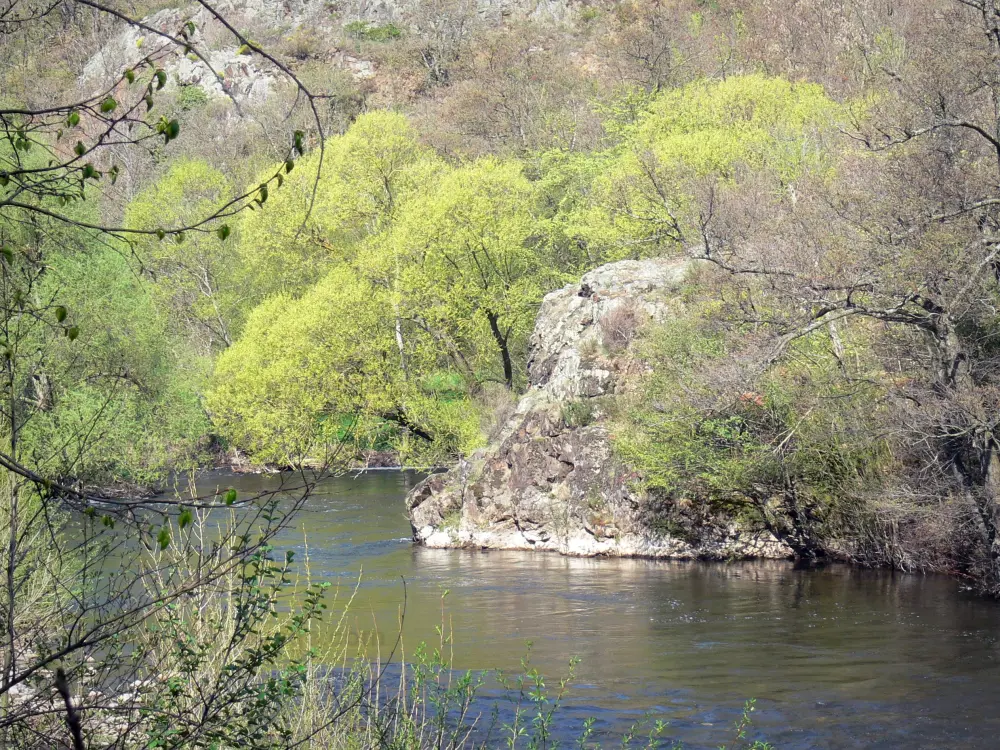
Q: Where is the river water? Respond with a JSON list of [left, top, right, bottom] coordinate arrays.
[[199, 469, 1000, 749]]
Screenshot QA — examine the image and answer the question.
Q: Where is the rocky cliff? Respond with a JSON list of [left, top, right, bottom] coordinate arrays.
[[81, 0, 576, 102], [406, 258, 792, 559]]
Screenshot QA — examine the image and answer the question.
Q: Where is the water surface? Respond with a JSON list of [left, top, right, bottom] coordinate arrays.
[[199, 469, 1000, 749]]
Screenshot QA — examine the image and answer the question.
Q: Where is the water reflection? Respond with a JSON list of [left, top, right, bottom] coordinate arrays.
[[188, 470, 1000, 749]]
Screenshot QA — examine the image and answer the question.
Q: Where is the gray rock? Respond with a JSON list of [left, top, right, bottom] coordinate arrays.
[[80, 0, 578, 102], [407, 257, 793, 560]]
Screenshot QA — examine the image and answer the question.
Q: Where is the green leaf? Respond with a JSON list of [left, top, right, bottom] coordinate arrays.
[[67, 110, 80, 127], [156, 228, 166, 240], [0, 174, 9, 187], [285, 159, 294, 173], [55, 306, 67, 323], [216, 224, 231, 241], [155, 69, 167, 90], [178, 508, 193, 530], [102, 515, 115, 529], [157, 526, 171, 550], [74, 141, 86, 157], [66, 326, 80, 341], [136, 36, 144, 48], [164, 119, 180, 142], [125, 69, 136, 84], [257, 184, 268, 205], [293, 130, 305, 155], [237, 44, 251, 55], [145, 95, 154, 112], [185, 20, 196, 36], [100, 97, 117, 113], [224, 488, 237, 506], [0, 247, 11, 265], [174, 232, 185, 244]]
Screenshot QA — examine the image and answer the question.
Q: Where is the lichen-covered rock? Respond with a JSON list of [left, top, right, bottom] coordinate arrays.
[[406, 257, 792, 559]]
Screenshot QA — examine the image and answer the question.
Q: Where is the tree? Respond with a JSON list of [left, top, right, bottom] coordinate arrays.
[[125, 159, 245, 352], [556, 73, 842, 262], [207, 264, 482, 466], [237, 110, 439, 299], [426, 21, 602, 156], [671, 1, 1000, 590], [388, 157, 565, 390], [406, 0, 481, 86]]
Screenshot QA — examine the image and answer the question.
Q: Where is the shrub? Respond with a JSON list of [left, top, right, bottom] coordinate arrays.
[[600, 301, 643, 353], [178, 84, 208, 110], [344, 20, 403, 42], [562, 399, 597, 428]]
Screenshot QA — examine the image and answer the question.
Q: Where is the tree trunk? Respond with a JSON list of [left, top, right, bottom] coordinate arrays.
[[485, 310, 514, 390]]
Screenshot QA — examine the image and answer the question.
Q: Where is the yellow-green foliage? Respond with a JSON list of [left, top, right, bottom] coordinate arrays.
[[630, 73, 840, 178], [237, 111, 440, 299], [206, 265, 483, 465], [125, 159, 246, 349], [387, 157, 567, 387], [207, 266, 396, 464], [559, 74, 843, 261]]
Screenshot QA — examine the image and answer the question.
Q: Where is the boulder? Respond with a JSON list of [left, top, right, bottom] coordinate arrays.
[[406, 257, 793, 559]]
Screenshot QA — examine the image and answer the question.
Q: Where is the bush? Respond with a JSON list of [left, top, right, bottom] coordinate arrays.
[[562, 399, 597, 428], [600, 301, 643, 353], [614, 308, 892, 560], [344, 20, 403, 42], [178, 84, 208, 110]]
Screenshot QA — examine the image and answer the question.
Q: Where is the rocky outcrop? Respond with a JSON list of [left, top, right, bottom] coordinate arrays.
[[80, 0, 577, 102], [406, 258, 793, 559], [81, 1, 323, 103]]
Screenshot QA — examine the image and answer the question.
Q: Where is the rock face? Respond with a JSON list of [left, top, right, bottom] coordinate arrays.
[[406, 258, 792, 559], [81, 0, 576, 102]]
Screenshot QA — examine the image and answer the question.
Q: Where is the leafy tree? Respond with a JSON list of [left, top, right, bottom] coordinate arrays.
[[125, 159, 246, 351], [558, 74, 843, 261], [238, 111, 439, 299], [387, 157, 565, 390], [24, 245, 209, 484], [208, 264, 481, 465]]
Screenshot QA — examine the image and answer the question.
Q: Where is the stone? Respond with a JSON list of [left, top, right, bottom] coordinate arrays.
[[406, 257, 793, 560]]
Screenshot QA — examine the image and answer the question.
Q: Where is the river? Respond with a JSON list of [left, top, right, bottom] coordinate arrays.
[[195, 469, 1000, 749]]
